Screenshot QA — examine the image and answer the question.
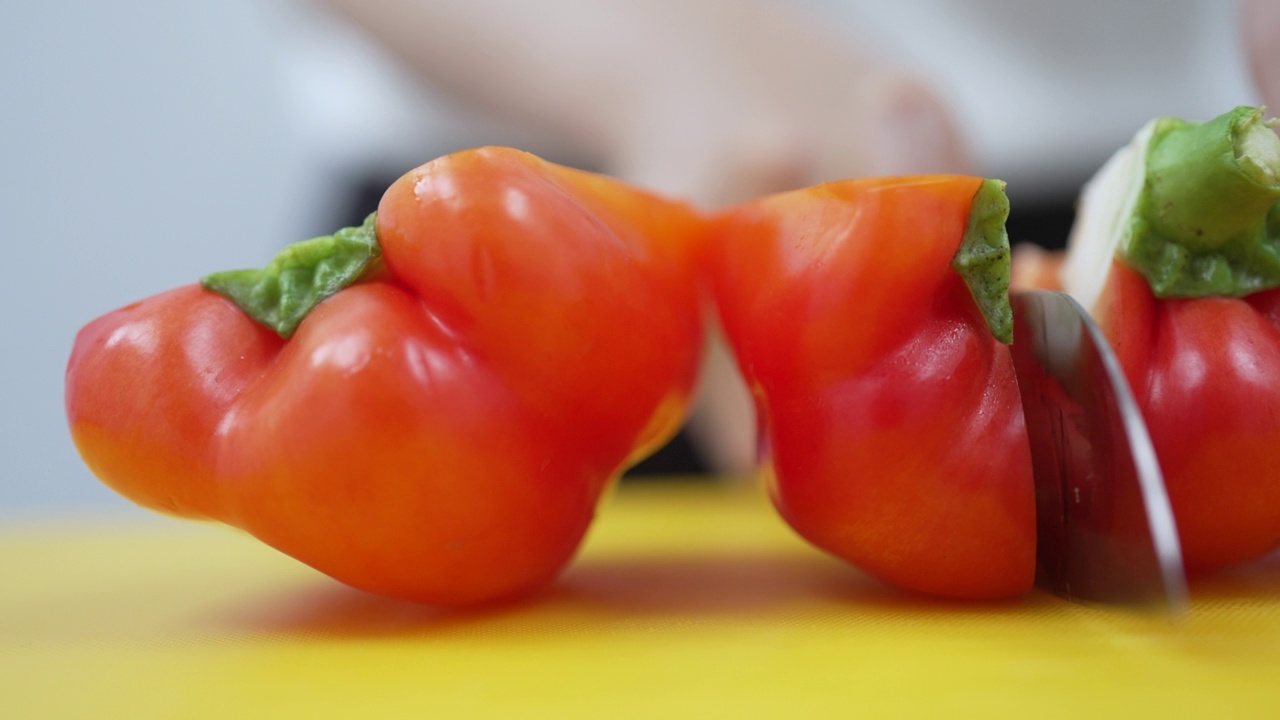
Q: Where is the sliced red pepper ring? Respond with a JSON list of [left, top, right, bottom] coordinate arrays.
[[65, 147, 706, 605], [709, 176, 1036, 599]]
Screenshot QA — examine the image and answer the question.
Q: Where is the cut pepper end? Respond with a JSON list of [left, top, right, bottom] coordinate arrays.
[[953, 178, 1013, 344], [1235, 106, 1280, 188], [201, 213, 382, 338]]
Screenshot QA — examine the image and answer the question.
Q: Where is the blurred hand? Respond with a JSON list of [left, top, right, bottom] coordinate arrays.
[[321, 0, 971, 475], [578, 2, 971, 476], [591, 3, 970, 207]]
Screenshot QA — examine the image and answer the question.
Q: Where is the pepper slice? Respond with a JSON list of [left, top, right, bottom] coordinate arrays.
[[1025, 106, 1280, 573], [65, 147, 706, 605], [710, 176, 1035, 599]]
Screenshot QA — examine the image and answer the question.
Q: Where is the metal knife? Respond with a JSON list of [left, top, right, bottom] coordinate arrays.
[[1009, 290, 1188, 613]]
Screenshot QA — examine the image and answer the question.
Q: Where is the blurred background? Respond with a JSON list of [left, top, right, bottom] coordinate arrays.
[[2, 0, 1264, 515]]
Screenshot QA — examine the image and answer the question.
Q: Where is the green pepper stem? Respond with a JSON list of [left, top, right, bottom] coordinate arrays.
[[1124, 106, 1280, 297], [953, 179, 1013, 344], [201, 213, 381, 338]]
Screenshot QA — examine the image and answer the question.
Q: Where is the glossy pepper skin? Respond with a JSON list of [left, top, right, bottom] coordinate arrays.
[[1088, 265, 1280, 572], [709, 176, 1035, 599], [66, 147, 705, 605]]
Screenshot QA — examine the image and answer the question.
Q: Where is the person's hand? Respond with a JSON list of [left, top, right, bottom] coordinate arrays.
[[589, 2, 970, 475], [593, 2, 970, 208], [320, 0, 971, 475]]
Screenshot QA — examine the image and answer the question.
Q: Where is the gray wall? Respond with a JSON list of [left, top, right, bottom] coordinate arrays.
[[3, 2, 312, 515], [2, 1, 540, 517]]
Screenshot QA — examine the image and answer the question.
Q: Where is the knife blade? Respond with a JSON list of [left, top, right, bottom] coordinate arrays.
[[1009, 289, 1188, 612]]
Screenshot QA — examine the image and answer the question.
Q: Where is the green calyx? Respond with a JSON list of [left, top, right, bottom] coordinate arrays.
[[201, 213, 381, 338], [953, 179, 1014, 344], [1124, 106, 1280, 297]]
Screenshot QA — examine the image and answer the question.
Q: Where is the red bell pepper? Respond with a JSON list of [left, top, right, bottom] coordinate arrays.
[[66, 147, 705, 605], [1021, 106, 1280, 573], [709, 176, 1036, 599]]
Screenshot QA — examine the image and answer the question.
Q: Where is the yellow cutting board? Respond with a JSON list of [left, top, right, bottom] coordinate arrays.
[[3, 481, 1278, 718]]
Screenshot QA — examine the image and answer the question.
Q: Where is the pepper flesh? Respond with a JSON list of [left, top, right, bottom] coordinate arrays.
[[709, 176, 1035, 599], [66, 147, 706, 605]]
